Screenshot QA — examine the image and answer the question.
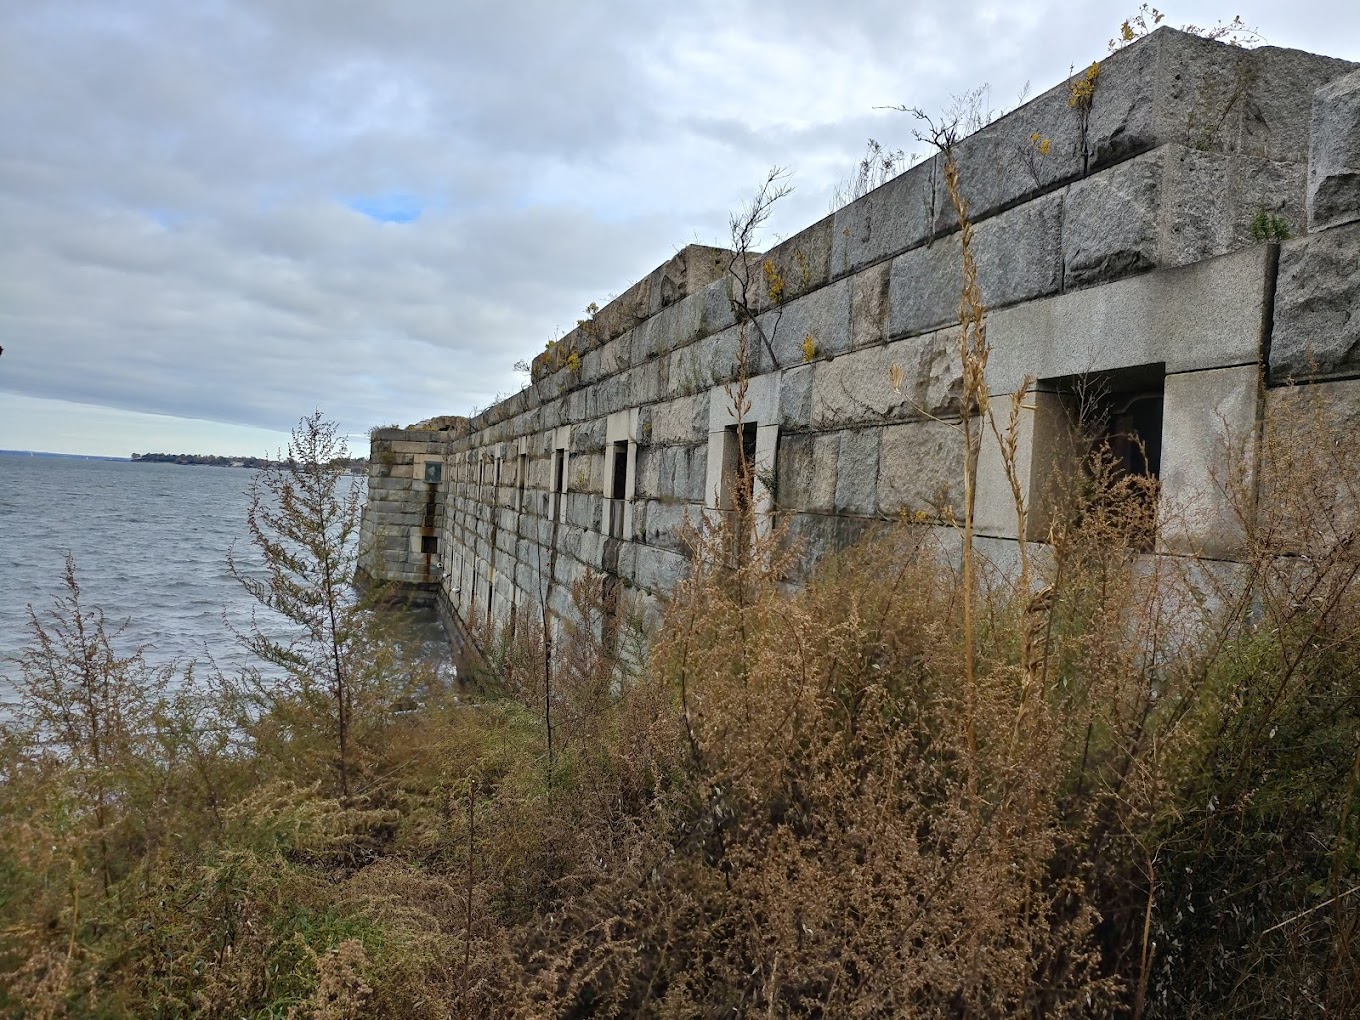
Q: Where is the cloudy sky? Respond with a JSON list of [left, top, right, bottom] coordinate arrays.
[[1, 1, 1356, 457]]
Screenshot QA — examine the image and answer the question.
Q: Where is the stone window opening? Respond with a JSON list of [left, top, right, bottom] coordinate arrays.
[[608, 439, 628, 538], [1103, 391, 1163, 478], [602, 409, 639, 541], [517, 452, 528, 511], [723, 421, 760, 513], [1038, 364, 1166, 551], [704, 378, 779, 538], [550, 447, 567, 521]]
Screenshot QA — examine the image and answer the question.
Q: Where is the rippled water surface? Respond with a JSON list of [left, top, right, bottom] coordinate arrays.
[[0, 455, 445, 708]]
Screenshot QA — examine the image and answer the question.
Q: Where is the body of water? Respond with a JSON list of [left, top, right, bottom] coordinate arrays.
[[0, 454, 446, 709]]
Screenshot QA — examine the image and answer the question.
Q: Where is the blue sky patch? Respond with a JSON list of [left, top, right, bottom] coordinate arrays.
[[346, 193, 423, 223]]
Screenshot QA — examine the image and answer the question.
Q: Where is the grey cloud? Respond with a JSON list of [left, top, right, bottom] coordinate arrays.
[[2, 0, 1357, 449]]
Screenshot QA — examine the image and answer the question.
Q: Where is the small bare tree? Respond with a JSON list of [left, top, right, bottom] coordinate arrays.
[[229, 410, 370, 800]]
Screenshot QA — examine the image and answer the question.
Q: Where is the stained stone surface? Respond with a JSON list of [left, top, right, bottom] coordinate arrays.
[[1270, 222, 1360, 383], [1063, 150, 1163, 289], [834, 428, 881, 516], [877, 419, 967, 518], [850, 262, 892, 351], [1157, 365, 1260, 558], [753, 277, 853, 373], [1308, 69, 1360, 231], [888, 191, 1065, 338], [776, 433, 839, 514]]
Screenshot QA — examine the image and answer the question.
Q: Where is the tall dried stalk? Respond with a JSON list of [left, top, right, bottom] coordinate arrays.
[[941, 148, 987, 795], [899, 111, 991, 798]]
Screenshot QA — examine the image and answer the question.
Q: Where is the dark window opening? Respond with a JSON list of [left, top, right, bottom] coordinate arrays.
[[610, 440, 628, 500], [517, 453, 528, 510], [725, 422, 758, 512], [421, 535, 438, 555], [1056, 365, 1164, 480], [609, 440, 628, 538], [1104, 392, 1163, 480], [550, 447, 567, 521], [1040, 364, 1166, 550]]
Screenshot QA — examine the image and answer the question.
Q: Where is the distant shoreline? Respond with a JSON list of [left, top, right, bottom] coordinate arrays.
[[132, 453, 367, 470], [1, 450, 367, 471], [0, 449, 128, 462], [133, 453, 282, 468]]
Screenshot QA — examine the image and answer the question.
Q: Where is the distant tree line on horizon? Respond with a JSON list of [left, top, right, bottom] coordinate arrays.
[[131, 451, 368, 470]]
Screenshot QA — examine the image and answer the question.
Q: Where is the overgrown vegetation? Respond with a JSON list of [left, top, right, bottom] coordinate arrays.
[[5, 399, 1357, 1016]]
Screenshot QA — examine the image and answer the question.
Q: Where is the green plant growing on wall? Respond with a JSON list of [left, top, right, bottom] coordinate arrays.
[[533, 338, 560, 381], [1068, 60, 1101, 110], [761, 258, 785, 305], [532, 302, 601, 382], [754, 463, 778, 498], [1250, 207, 1291, 241], [576, 301, 602, 342], [1067, 58, 1102, 170]]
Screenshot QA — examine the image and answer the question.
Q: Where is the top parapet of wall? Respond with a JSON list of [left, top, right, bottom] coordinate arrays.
[[469, 27, 1355, 437], [828, 27, 1354, 272], [528, 243, 739, 380]]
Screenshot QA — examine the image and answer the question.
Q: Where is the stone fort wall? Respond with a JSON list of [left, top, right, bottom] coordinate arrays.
[[359, 27, 1360, 650]]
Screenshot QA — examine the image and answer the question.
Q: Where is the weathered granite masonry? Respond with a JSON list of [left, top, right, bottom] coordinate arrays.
[[357, 428, 461, 605], [359, 28, 1360, 648]]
